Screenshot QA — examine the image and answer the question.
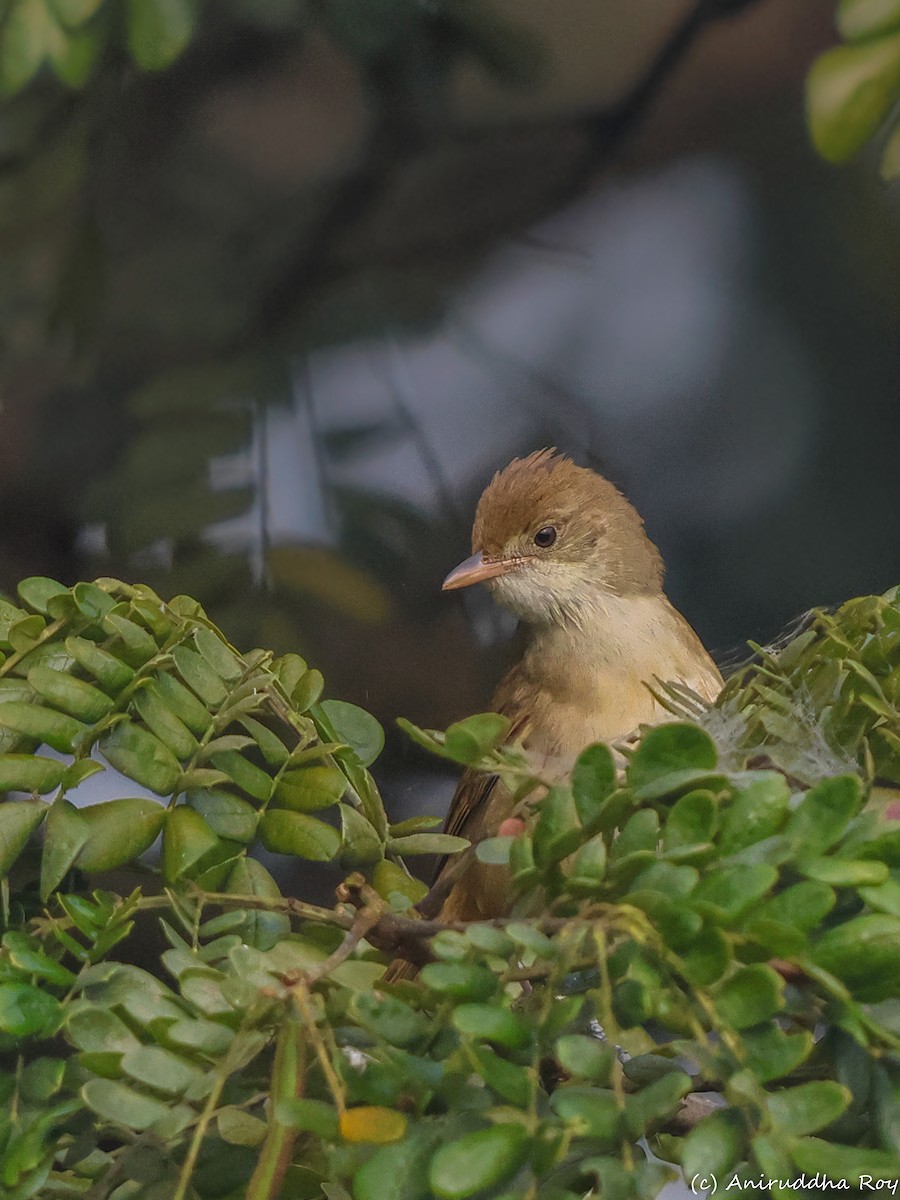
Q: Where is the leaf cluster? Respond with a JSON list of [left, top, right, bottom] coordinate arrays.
[[2, 580, 900, 1199]]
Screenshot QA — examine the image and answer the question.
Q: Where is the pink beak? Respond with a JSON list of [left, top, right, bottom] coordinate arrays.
[[442, 551, 514, 591]]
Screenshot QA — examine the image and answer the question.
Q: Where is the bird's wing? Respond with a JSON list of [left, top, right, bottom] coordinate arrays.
[[435, 669, 532, 876]]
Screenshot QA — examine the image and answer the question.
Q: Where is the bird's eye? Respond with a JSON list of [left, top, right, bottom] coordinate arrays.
[[533, 526, 557, 548]]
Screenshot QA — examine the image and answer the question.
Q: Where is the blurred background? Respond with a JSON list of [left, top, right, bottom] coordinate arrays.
[[2, 0, 900, 829]]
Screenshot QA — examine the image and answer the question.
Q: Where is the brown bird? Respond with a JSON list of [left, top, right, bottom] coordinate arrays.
[[393, 450, 722, 960]]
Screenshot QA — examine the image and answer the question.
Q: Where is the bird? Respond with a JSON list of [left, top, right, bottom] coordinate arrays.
[[389, 449, 722, 968]]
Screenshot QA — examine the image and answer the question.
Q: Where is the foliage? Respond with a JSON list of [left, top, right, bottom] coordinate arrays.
[[2, 578, 900, 1198], [806, 0, 900, 177]]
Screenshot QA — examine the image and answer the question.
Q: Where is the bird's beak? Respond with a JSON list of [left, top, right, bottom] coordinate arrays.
[[442, 551, 514, 591]]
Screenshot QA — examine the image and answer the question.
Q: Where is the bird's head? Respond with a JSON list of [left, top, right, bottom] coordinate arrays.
[[443, 449, 664, 625]]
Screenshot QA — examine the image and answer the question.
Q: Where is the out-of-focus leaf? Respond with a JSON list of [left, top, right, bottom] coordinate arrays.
[[767, 1081, 851, 1136], [339, 1106, 407, 1144], [838, 0, 900, 43], [81, 1078, 170, 1130], [428, 1123, 528, 1199], [268, 545, 392, 625], [807, 33, 900, 162], [813, 914, 900, 1000], [714, 964, 784, 1029], [0, 981, 61, 1036], [125, 0, 198, 70]]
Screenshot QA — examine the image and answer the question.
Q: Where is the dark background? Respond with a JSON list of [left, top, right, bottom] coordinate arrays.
[[2, 0, 899, 828]]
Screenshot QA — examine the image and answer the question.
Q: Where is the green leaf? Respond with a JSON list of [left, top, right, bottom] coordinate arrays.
[[693, 863, 777, 922], [75, 798, 165, 872], [0, 702, 87, 754], [452, 1004, 530, 1049], [81, 1078, 170, 1130], [65, 636, 135, 692], [0, 800, 46, 875], [162, 805, 220, 881], [210, 749, 273, 802], [100, 720, 181, 794], [239, 717, 289, 768], [66, 1004, 142, 1053], [813, 914, 900, 1000], [807, 33, 900, 162], [149, 671, 211, 736], [387, 833, 469, 856], [17, 576, 68, 615], [714, 963, 784, 1029], [679, 925, 730, 985], [40, 798, 88, 898], [26, 666, 114, 724], [767, 1081, 851, 1136], [754, 880, 836, 931], [623, 1070, 692, 1136], [217, 1105, 268, 1146], [443, 713, 510, 764], [428, 1124, 528, 1199], [533, 786, 582, 865], [120, 1044, 203, 1096], [475, 836, 513, 865], [339, 803, 383, 867], [798, 857, 888, 886], [719, 773, 790, 854], [187, 789, 258, 843], [627, 723, 719, 800], [663, 789, 716, 850], [566, 832, 608, 890], [7, 612, 45, 653], [859, 877, 900, 916], [682, 1108, 746, 1180], [126, 0, 197, 70], [791, 1137, 900, 1185], [571, 743, 617, 828], [0, 981, 61, 1036], [49, 0, 105, 26], [102, 612, 158, 665], [0, 753, 66, 793], [742, 1024, 814, 1083], [371, 859, 428, 907], [419, 963, 498, 1000], [193, 626, 243, 682], [224, 857, 290, 949], [292, 668, 325, 712], [259, 810, 341, 860], [550, 1086, 621, 1142], [319, 699, 384, 766], [353, 1125, 441, 1200], [2, 932, 76, 986], [272, 764, 346, 812], [785, 774, 862, 855], [134, 689, 197, 760], [555, 1035, 614, 1084], [172, 645, 228, 707], [839, 0, 900, 43]]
